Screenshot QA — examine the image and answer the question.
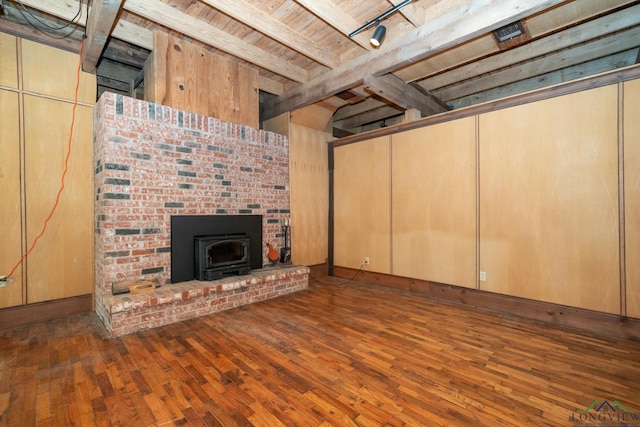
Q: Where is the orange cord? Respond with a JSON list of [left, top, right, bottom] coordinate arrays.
[[6, 38, 85, 279]]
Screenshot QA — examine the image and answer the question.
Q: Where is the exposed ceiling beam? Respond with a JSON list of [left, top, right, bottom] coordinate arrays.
[[422, 3, 640, 92], [334, 97, 387, 121], [262, 0, 565, 120], [201, 0, 338, 69], [124, 0, 308, 83], [334, 105, 403, 130], [363, 73, 447, 116], [435, 25, 640, 101], [449, 50, 640, 109], [389, 0, 423, 26], [82, 0, 122, 73], [16, 0, 291, 93], [293, 0, 372, 50]]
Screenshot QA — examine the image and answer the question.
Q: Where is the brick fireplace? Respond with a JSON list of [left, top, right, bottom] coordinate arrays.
[[93, 93, 308, 337]]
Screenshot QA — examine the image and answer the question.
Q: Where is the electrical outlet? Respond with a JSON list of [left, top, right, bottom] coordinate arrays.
[[364, 257, 370, 265], [479, 271, 487, 282], [0, 276, 6, 288]]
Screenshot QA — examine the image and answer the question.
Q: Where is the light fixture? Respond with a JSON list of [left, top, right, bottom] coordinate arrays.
[[370, 22, 386, 48], [348, 0, 413, 48]]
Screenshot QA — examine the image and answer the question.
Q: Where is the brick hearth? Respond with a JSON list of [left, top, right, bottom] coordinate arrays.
[[93, 93, 308, 337]]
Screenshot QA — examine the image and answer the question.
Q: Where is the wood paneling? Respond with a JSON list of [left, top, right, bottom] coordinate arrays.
[[391, 118, 477, 288], [289, 123, 329, 266], [0, 33, 18, 89], [21, 39, 95, 103], [23, 95, 94, 303], [0, 90, 23, 309], [145, 31, 259, 128], [479, 86, 620, 313], [334, 136, 391, 273], [625, 79, 640, 318]]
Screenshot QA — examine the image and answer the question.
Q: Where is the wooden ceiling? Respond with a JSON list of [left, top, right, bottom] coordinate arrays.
[[2, 0, 639, 134]]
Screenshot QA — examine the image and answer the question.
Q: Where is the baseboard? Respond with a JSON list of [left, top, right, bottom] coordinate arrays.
[[307, 263, 329, 279], [0, 294, 93, 330], [332, 267, 640, 341]]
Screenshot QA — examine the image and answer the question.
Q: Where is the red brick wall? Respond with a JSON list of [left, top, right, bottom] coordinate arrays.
[[93, 93, 290, 324]]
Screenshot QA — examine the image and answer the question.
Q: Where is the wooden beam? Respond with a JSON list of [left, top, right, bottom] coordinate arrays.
[[82, 0, 123, 73], [293, 0, 372, 50], [435, 25, 640, 101], [363, 73, 447, 116], [200, 0, 338, 69], [423, 3, 640, 92], [333, 97, 387, 121], [16, 0, 292, 94], [0, 13, 82, 53], [262, 0, 564, 119], [389, 0, 423, 26], [124, 0, 307, 83], [333, 105, 403, 130]]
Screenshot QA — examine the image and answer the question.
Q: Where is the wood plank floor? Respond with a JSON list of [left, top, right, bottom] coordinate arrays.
[[1, 277, 639, 426]]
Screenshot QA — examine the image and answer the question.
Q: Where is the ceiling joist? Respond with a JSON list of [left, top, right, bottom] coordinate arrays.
[[363, 73, 447, 116], [262, 0, 565, 120], [82, 0, 122, 72]]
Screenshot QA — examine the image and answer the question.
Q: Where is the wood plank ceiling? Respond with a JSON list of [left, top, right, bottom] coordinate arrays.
[[1, 0, 639, 135]]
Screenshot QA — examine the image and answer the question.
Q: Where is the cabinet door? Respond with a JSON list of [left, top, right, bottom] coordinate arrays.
[[24, 95, 94, 303], [0, 90, 23, 308]]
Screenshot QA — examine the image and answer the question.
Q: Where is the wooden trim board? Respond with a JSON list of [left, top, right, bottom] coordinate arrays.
[[0, 294, 93, 330], [332, 267, 640, 341]]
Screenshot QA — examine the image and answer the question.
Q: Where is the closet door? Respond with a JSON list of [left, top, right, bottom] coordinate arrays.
[[23, 95, 94, 303]]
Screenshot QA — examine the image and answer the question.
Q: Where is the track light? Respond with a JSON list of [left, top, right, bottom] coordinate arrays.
[[370, 22, 386, 48], [348, 0, 412, 48]]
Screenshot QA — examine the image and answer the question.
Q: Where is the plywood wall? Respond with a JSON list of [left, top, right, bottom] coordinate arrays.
[[289, 123, 329, 266], [21, 39, 96, 103], [332, 79, 640, 317], [392, 118, 477, 288], [479, 86, 620, 314], [334, 136, 391, 273], [0, 89, 23, 309], [625, 79, 640, 318], [0, 32, 18, 88], [24, 97, 94, 303], [0, 36, 95, 308], [145, 31, 259, 128]]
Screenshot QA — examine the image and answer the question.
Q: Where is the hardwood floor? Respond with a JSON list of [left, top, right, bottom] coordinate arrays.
[[1, 277, 639, 426]]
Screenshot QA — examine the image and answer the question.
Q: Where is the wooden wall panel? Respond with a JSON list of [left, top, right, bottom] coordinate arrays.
[[334, 137, 391, 273], [0, 33, 18, 89], [479, 86, 620, 313], [146, 32, 259, 128], [0, 90, 23, 308], [289, 123, 329, 266], [24, 96, 94, 303], [391, 118, 477, 288], [21, 39, 96, 103], [624, 79, 640, 318]]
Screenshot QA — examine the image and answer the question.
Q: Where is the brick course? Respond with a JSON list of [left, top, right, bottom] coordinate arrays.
[[94, 93, 306, 337]]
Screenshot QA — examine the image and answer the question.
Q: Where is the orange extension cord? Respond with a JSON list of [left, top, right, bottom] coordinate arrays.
[[6, 38, 85, 280]]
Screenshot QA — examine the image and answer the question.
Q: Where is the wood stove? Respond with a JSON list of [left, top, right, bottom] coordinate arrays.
[[194, 234, 251, 280], [170, 215, 263, 283]]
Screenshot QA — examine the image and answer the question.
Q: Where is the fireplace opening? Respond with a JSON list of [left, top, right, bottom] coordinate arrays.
[[171, 215, 263, 283], [195, 234, 251, 280]]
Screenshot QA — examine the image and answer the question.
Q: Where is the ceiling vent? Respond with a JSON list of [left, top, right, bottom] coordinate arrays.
[[492, 20, 530, 49]]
